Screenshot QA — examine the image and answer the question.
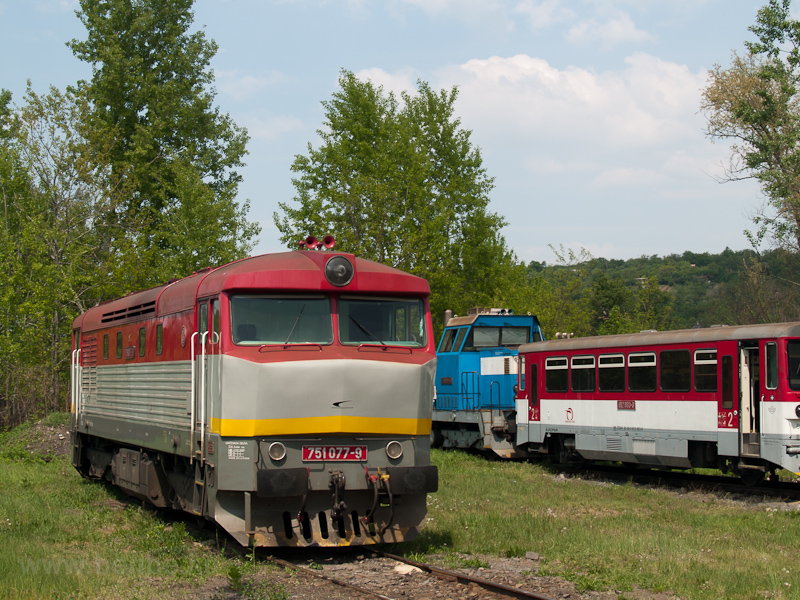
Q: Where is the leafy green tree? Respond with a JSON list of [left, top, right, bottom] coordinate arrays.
[[275, 71, 516, 324], [69, 0, 258, 288], [0, 84, 124, 424], [702, 0, 800, 252]]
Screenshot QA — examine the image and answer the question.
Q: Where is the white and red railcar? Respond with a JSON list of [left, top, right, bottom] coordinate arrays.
[[70, 243, 438, 546], [514, 323, 800, 483]]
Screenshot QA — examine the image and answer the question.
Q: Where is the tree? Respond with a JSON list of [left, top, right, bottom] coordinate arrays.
[[0, 84, 125, 425], [68, 0, 258, 288], [275, 71, 517, 323], [701, 0, 800, 252]]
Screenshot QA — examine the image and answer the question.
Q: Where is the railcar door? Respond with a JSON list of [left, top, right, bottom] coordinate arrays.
[[739, 344, 760, 456]]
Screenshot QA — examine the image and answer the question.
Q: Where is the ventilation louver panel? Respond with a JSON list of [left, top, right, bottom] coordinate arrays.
[[101, 301, 156, 323]]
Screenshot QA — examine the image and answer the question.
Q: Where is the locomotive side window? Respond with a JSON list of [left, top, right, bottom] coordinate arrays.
[[439, 329, 456, 352], [721, 355, 734, 408], [156, 324, 163, 356], [199, 303, 209, 337], [570, 355, 595, 392], [660, 350, 690, 392], [116, 331, 123, 359], [139, 327, 145, 357], [598, 354, 625, 392], [232, 295, 333, 345], [694, 350, 717, 392], [339, 297, 425, 347], [103, 334, 109, 360], [628, 352, 656, 392], [545, 357, 568, 392], [765, 342, 778, 390], [212, 300, 221, 344], [452, 327, 468, 352], [787, 341, 800, 390]]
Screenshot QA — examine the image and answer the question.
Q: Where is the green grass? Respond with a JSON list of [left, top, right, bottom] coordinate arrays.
[[401, 449, 800, 600], [4, 417, 800, 599], [0, 414, 287, 600]]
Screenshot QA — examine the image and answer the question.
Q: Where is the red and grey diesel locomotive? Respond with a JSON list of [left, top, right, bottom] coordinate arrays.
[[69, 238, 438, 547], [514, 323, 800, 484]]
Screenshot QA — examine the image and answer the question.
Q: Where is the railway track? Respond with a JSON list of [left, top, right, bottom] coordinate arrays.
[[563, 462, 800, 501], [260, 546, 558, 600]]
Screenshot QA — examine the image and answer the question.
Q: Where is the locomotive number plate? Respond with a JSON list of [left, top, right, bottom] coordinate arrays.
[[302, 445, 367, 461]]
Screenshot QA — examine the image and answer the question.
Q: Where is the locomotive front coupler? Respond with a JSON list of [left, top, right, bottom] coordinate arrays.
[[329, 470, 347, 520]]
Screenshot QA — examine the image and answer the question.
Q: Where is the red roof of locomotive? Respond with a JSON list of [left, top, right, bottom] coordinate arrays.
[[73, 251, 430, 331]]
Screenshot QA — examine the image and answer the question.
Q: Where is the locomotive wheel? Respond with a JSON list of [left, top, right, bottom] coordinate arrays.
[[739, 469, 765, 487]]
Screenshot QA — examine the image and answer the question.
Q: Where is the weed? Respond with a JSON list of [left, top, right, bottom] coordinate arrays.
[[502, 545, 527, 558]]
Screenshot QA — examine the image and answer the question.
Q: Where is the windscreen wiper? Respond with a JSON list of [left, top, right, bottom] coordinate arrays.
[[284, 304, 306, 345], [349, 316, 385, 345]]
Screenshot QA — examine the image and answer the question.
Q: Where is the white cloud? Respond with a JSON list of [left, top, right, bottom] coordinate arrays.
[[566, 12, 653, 47], [514, 0, 575, 30], [354, 67, 419, 97], [246, 115, 304, 141], [439, 52, 707, 152], [216, 69, 288, 100]]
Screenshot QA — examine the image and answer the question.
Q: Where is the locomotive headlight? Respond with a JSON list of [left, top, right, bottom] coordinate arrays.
[[325, 256, 354, 286], [268, 442, 287, 461], [796, 405, 800, 419], [386, 440, 403, 460]]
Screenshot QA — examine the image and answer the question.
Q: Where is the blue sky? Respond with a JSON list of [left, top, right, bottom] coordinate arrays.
[[0, 0, 772, 263]]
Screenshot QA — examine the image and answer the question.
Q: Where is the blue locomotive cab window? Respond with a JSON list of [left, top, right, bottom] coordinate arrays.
[[787, 341, 800, 391], [231, 296, 333, 345], [463, 326, 530, 351], [339, 297, 426, 347], [439, 329, 457, 352]]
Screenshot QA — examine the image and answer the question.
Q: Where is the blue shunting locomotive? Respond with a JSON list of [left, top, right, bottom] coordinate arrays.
[[431, 307, 545, 458]]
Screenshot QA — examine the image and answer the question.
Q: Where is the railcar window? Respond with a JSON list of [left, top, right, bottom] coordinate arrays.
[[787, 341, 800, 391], [694, 350, 717, 392], [103, 334, 109, 360], [570, 355, 595, 392], [660, 350, 690, 392], [545, 357, 568, 392], [116, 331, 122, 359], [519, 355, 526, 391], [598, 354, 625, 392], [722, 355, 734, 408], [231, 296, 333, 345], [628, 352, 656, 392], [439, 329, 456, 352], [138, 327, 145, 357], [339, 297, 425, 346], [156, 324, 163, 356], [765, 342, 778, 390], [530, 363, 538, 405]]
